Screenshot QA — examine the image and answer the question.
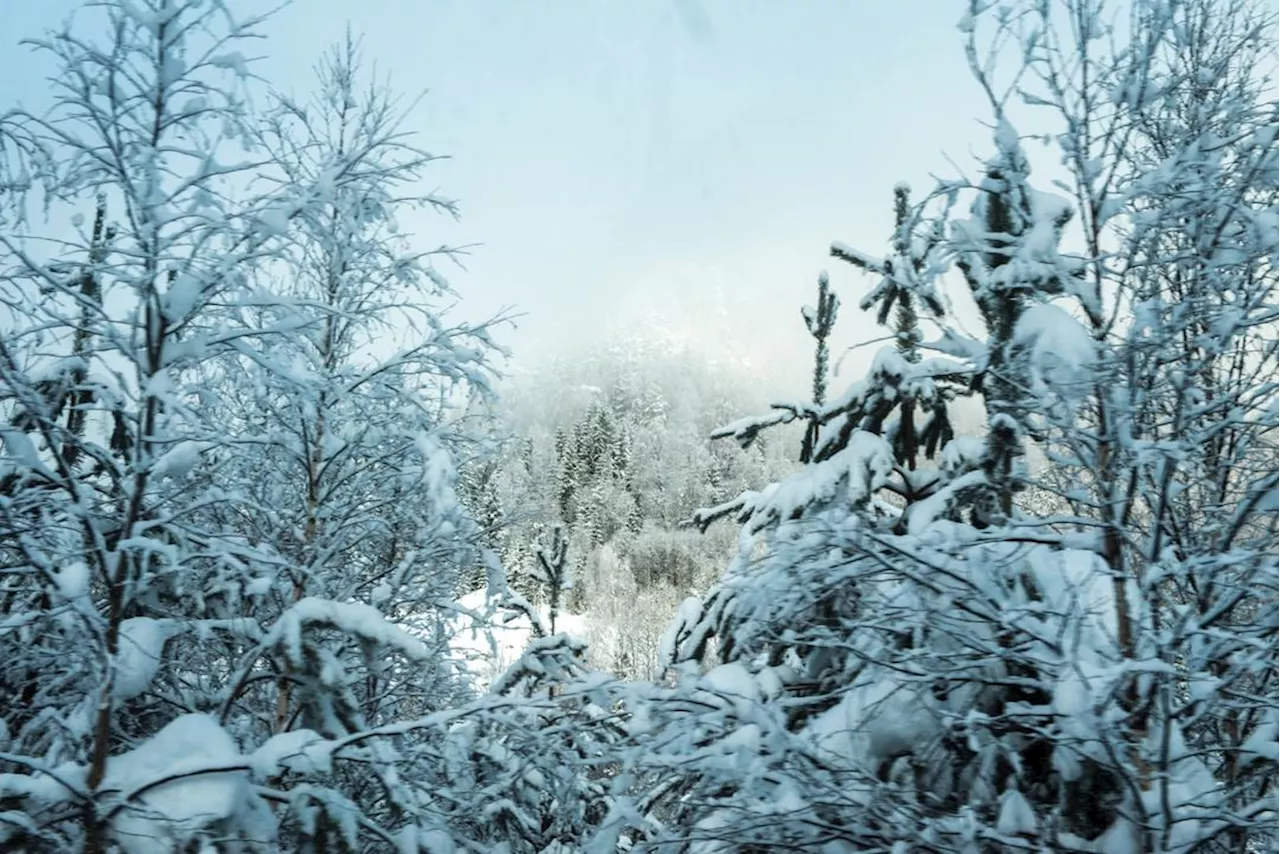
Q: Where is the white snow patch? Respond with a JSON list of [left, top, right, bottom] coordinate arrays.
[[996, 788, 1038, 835], [103, 714, 247, 854], [209, 52, 250, 77], [254, 205, 291, 237], [939, 436, 985, 479], [245, 575, 274, 596], [696, 662, 761, 717], [161, 273, 202, 321], [249, 729, 334, 777], [113, 618, 168, 701], [265, 597, 433, 666], [152, 441, 207, 479], [806, 677, 939, 775], [747, 430, 892, 528], [1240, 706, 1279, 762], [1014, 303, 1094, 390], [55, 561, 92, 602]]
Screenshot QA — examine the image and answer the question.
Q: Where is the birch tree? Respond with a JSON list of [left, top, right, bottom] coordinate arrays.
[[0, 4, 511, 852]]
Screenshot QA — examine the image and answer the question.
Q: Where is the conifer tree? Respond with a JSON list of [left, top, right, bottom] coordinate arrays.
[[640, 2, 1276, 851]]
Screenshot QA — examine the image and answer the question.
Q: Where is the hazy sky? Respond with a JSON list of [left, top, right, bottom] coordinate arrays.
[[2, 0, 999, 391]]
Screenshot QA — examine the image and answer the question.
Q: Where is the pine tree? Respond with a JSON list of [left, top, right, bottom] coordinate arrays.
[[832, 183, 956, 477], [636, 1, 1276, 851], [799, 272, 839, 464]]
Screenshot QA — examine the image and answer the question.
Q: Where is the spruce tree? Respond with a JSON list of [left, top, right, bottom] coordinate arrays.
[[636, 2, 1277, 850]]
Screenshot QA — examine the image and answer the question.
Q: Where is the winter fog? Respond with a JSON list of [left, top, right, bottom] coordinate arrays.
[[2, 0, 1005, 390]]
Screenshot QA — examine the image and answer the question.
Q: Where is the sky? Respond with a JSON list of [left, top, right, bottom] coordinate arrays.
[[1, 0, 1000, 393]]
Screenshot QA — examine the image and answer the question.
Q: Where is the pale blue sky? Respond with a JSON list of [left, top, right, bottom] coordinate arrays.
[[2, 0, 996, 388]]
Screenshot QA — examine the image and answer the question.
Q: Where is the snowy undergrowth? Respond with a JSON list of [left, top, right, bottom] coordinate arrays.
[[450, 589, 588, 690]]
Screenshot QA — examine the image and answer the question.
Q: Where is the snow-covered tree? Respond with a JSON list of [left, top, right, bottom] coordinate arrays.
[[505, 340, 793, 547], [0, 5, 510, 852], [991, 0, 1279, 847], [485, 338, 796, 678], [639, 0, 1277, 850], [191, 33, 510, 845], [0, 3, 302, 850]]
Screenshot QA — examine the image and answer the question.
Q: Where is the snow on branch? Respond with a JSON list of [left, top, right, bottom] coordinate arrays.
[[263, 597, 434, 665]]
